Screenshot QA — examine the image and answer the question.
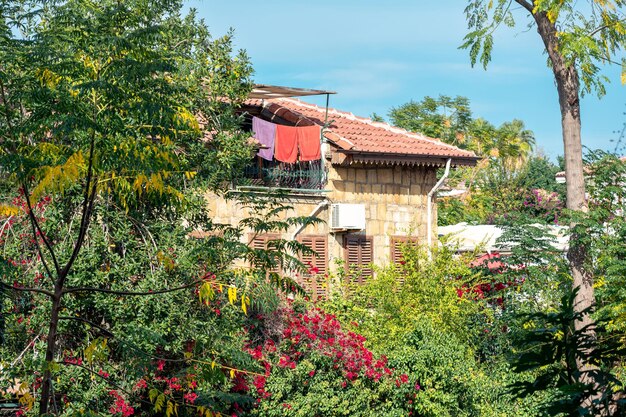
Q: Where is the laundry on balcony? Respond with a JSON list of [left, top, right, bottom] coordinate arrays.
[[297, 125, 322, 161], [252, 116, 276, 161], [275, 124, 299, 163], [251, 118, 322, 164]]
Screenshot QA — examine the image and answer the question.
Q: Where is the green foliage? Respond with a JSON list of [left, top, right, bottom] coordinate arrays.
[[389, 95, 473, 147], [0, 0, 327, 415], [0, 0, 254, 210], [388, 95, 535, 163], [439, 154, 564, 225], [491, 155, 626, 415], [369, 112, 385, 123], [462, 0, 626, 96], [0, 186, 321, 415], [573, 152, 626, 338], [387, 93, 557, 226], [322, 243, 543, 417], [507, 289, 625, 416]]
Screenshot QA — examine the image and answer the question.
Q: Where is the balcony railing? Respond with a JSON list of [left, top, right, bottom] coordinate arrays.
[[239, 159, 327, 191]]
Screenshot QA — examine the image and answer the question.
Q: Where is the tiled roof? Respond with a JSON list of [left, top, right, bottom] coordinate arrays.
[[244, 98, 478, 164]]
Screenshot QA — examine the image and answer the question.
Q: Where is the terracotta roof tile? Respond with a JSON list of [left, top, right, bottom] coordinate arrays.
[[244, 98, 477, 162]]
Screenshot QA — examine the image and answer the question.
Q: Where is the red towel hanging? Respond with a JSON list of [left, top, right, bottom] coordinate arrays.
[[297, 125, 321, 162], [275, 124, 298, 163]]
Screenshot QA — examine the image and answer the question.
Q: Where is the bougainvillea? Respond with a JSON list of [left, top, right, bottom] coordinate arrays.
[[244, 304, 419, 417], [522, 188, 563, 225]]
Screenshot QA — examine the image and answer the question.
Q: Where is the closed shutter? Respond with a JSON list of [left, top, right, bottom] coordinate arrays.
[[297, 235, 328, 300], [344, 234, 373, 284], [391, 238, 404, 265], [249, 233, 281, 273], [390, 236, 419, 285], [249, 233, 280, 249]]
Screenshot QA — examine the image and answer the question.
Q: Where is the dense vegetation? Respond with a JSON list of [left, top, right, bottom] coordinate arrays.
[[2, 0, 626, 416], [386, 95, 564, 226]]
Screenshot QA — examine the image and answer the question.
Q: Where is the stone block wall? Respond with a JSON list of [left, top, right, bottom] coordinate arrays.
[[321, 164, 437, 268], [205, 162, 438, 272]]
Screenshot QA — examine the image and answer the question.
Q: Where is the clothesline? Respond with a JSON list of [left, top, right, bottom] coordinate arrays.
[[252, 116, 322, 164]]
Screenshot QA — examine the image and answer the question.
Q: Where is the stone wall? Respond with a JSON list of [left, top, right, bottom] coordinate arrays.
[[322, 164, 437, 268], [205, 162, 438, 272]]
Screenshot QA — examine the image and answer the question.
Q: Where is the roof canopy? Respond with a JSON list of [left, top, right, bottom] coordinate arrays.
[[244, 97, 479, 167], [249, 84, 336, 100]]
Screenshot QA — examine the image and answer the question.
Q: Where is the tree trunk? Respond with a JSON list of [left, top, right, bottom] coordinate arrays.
[[533, 8, 601, 411], [39, 291, 61, 416]]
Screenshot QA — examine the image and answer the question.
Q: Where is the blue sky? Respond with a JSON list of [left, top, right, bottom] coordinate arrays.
[[188, 0, 626, 159]]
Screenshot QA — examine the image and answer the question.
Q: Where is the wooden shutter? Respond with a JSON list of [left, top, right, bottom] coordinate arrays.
[[297, 235, 328, 300], [249, 233, 281, 273], [390, 237, 404, 265], [390, 236, 419, 285], [344, 234, 373, 284], [249, 233, 280, 249]]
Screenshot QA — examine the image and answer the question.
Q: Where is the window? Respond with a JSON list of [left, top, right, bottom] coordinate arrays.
[[390, 236, 419, 264], [390, 236, 419, 285], [249, 233, 281, 273], [297, 235, 328, 300], [344, 234, 373, 284]]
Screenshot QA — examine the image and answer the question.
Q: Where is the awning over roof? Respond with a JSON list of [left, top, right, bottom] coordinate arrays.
[[244, 97, 480, 167], [249, 84, 336, 100]]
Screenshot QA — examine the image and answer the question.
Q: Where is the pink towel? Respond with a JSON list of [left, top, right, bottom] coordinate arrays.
[[297, 125, 321, 161], [275, 125, 298, 163]]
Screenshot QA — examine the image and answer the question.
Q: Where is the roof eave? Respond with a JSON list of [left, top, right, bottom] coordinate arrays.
[[331, 150, 480, 167]]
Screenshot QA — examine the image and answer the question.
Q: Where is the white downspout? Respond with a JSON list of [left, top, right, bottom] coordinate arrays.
[[292, 200, 329, 240], [427, 158, 452, 259]]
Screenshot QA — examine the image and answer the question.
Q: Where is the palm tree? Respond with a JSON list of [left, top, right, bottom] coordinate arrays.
[[495, 119, 536, 177]]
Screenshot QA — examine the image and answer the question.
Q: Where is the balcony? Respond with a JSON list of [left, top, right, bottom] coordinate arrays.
[[239, 159, 327, 191]]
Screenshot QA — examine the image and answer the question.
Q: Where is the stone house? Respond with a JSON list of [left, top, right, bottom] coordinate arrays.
[[206, 95, 478, 297]]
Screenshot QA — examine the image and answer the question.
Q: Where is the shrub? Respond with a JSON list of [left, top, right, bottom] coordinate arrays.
[[246, 304, 419, 417]]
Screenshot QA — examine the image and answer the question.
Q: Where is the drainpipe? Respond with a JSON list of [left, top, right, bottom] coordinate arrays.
[[427, 158, 452, 259], [292, 200, 329, 240]]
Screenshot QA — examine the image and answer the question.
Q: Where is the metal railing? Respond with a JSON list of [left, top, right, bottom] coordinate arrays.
[[240, 159, 327, 190]]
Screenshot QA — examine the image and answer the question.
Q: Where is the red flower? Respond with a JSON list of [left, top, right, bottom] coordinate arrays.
[[183, 392, 198, 404], [108, 390, 134, 417], [134, 379, 147, 390]]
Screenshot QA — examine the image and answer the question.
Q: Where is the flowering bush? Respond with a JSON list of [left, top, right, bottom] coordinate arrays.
[[521, 188, 563, 224], [246, 305, 419, 417]]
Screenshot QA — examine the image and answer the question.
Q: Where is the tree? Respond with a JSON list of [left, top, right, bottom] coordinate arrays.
[[389, 95, 473, 147], [0, 0, 263, 414], [495, 119, 536, 174], [389, 95, 535, 163], [462, 0, 626, 411]]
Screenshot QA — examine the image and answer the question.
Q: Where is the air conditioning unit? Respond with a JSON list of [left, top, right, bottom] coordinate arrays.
[[331, 203, 366, 230]]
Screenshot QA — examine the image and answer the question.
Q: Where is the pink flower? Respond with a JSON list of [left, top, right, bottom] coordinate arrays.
[[134, 379, 147, 390], [183, 392, 198, 404]]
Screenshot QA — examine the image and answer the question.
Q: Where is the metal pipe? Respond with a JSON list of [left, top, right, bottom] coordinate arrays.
[[427, 158, 452, 258], [320, 93, 330, 182], [291, 200, 329, 240]]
